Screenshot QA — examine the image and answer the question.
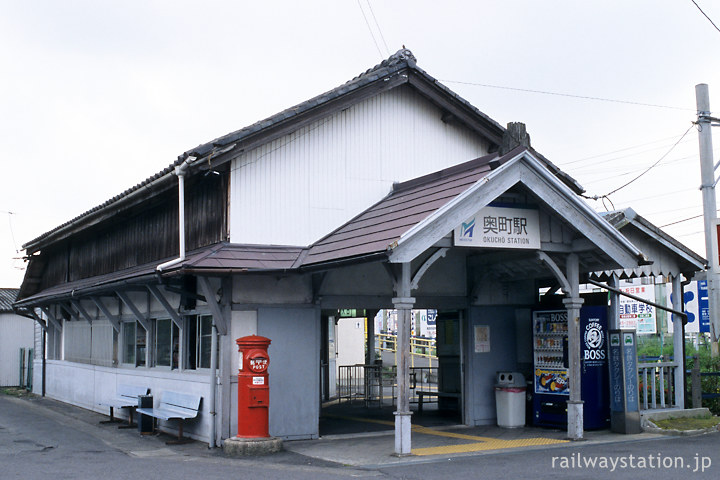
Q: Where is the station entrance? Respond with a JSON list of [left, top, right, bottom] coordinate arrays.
[[319, 308, 463, 436]]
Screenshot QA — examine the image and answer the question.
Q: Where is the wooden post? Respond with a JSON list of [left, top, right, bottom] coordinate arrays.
[[671, 274, 685, 407], [691, 355, 702, 409]]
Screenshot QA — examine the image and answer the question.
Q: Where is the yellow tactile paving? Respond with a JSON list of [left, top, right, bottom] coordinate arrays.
[[412, 436, 569, 456], [322, 413, 569, 456]]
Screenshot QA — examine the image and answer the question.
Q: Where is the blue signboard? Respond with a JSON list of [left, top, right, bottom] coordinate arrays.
[[608, 332, 624, 412], [622, 332, 639, 412], [698, 280, 710, 333]]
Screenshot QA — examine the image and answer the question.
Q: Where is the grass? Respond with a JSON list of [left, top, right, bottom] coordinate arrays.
[[652, 415, 720, 431], [1, 387, 33, 398]]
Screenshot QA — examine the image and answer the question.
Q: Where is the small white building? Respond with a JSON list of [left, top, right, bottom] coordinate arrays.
[[0, 288, 34, 387]]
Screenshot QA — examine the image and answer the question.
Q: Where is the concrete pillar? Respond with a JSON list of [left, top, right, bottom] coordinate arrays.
[[671, 274, 685, 408], [393, 262, 414, 456], [563, 254, 584, 440]]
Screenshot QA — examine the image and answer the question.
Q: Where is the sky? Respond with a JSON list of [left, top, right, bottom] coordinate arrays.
[[1, 1, 719, 288]]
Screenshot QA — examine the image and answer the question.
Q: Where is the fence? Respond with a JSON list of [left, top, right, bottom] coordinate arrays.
[[637, 360, 679, 409], [376, 333, 436, 364], [336, 364, 438, 408], [689, 355, 720, 410], [18, 348, 33, 390]]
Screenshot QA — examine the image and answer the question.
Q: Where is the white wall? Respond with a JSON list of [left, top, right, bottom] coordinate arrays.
[[0, 312, 35, 387], [229, 86, 490, 246], [38, 360, 213, 442], [335, 317, 365, 369]]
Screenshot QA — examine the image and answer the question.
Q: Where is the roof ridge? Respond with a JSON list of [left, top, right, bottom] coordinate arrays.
[[391, 152, 498, 194]]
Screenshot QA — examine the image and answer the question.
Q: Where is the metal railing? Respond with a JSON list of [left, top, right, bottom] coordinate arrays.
[[336, 364, 439, 408], [638, 361, 678, 409]]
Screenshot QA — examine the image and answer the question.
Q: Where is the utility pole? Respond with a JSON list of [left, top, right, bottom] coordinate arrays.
[[696, 84, 720, 356]]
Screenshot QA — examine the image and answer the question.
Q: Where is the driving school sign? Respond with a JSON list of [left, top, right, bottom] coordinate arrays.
[[454, 206, 540, 249]]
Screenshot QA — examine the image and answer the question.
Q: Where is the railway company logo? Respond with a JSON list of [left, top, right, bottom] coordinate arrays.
[[459, 217, 476, 240]]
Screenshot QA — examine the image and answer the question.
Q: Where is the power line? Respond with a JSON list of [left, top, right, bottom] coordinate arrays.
[[440, 79, 696, 111], [559, 135, 694, 167], [691, 0, 720, 34], [661, 213, 706, 228], [365, 0, 390, 56], [603, 124, 695, 197], [357, 0, 385, 60]]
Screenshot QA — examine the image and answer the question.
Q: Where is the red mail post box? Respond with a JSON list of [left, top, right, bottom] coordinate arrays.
[[236, 335, 271, 438]]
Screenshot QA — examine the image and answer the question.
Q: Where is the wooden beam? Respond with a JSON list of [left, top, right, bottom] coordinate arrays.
[[197, 276, 227, 335], [147, 284, 183, 329], [70, 299, 93, 325], [28, 309, 47, 332], [90, 297, 121, 332], [116, 291, 151, 332], [39, 306, 62, 330], [58, 302, 79, 321], [411, 248, 448, 290]]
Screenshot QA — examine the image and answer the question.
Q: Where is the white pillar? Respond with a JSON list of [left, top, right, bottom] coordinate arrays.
[[563, 253, 584, 440], [671, 274, 685, 408], [393, 262, 415, 456]]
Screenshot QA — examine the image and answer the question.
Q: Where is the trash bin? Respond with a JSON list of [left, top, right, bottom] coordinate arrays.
[[137, 395, 153, 435], [495, 372, 526, 428]]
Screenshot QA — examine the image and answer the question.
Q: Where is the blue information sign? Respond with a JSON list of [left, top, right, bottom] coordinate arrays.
[[608, 332, 624, 412], [698, 280, 710, 333]]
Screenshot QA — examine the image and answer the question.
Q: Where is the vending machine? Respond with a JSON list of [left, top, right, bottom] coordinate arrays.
[[532, 306, 610, 429]]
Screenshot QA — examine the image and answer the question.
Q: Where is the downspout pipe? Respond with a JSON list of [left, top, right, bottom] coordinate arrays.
[[157, 156, 196, 272], [209, 322, 218, 448]]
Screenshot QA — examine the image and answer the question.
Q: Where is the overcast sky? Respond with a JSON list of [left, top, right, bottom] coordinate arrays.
[[1, 1, 719, 288]]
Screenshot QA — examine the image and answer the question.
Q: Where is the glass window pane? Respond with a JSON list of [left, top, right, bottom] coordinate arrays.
[[199, 315, 212, 369], [123, 322, 136, 364], [186, 316, 197, 370], [155, 319, 171, 367], [136, 324, 146, 367]]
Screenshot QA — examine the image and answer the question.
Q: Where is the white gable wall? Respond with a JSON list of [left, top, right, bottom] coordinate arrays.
[[230, 86, 491, 246]]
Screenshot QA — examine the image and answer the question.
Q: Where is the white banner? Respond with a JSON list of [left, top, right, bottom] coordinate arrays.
[[454, 206, 540, 249]]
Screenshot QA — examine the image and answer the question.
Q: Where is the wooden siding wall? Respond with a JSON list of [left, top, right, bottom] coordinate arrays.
[[230, 85, 491, 246], [38, 173, 226, 290]]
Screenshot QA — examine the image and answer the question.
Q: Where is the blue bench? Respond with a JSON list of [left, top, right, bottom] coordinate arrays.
[[98, 384, 150, 428], [136, 391, 202, 444]]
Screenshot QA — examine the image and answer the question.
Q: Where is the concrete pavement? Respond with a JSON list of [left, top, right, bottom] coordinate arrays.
[[0, 390, 673, 469]]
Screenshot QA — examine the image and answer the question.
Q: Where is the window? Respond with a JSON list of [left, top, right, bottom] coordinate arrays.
[[122, 321, 146, 367], [153, 318, 179, 369], [186, 315, 213, 369]]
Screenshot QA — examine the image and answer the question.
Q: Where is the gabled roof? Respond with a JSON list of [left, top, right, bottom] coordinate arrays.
[[0, 288, 19, 312], [305, 147, 647, 271], [595, 208, 706, 279], [22, 48, 509, 253], [304, 153, 496, 265]]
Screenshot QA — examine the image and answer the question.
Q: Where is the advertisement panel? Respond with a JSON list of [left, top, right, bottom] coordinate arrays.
[[618, 284, 656, 334]]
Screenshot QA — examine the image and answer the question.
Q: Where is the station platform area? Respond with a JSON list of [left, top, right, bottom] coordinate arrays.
[[297, 400, 655, 467], [2, 391, 668, 469]]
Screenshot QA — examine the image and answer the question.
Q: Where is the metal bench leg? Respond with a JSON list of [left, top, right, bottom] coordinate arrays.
[[118, 408, 137, 429], [165, 419, 192, 445], [100, 407, 122, 424]]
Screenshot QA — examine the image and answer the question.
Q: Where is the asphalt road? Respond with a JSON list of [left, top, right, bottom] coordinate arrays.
[[2, 392, 719, 480]]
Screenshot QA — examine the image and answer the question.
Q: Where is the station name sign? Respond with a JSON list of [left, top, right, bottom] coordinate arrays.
[[454, 205, 540, 249]]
